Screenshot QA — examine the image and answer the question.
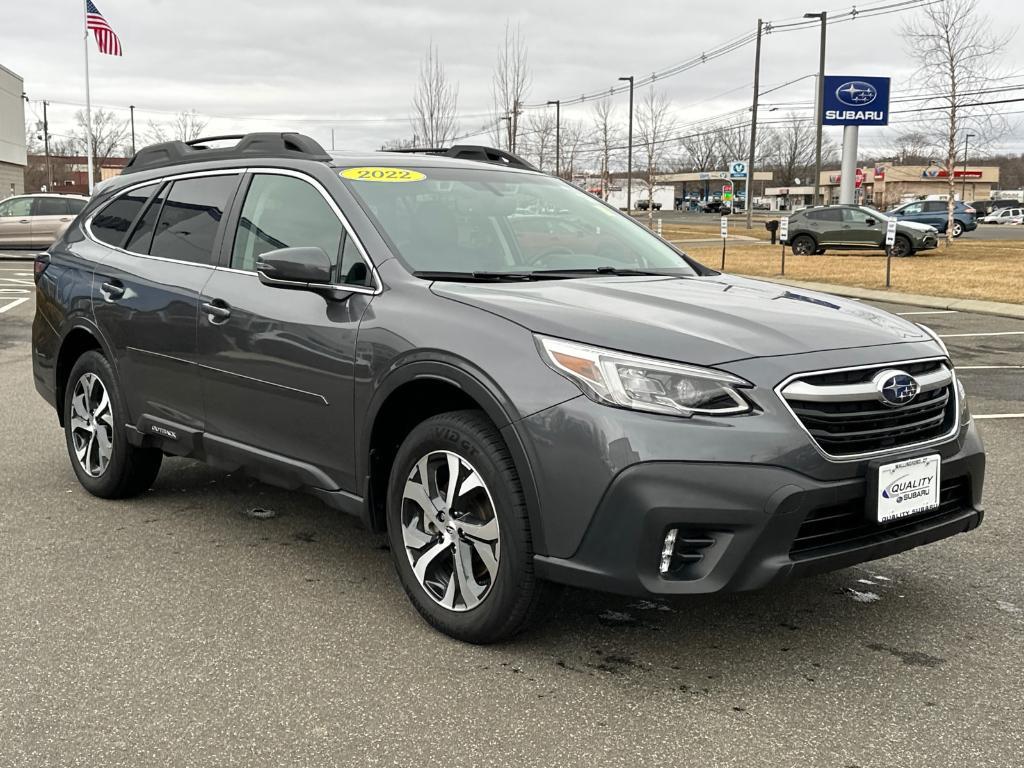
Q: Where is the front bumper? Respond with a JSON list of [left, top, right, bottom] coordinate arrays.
[[534, 433, 983, 596]]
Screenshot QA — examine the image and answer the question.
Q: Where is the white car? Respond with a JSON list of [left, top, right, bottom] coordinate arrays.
[[979, 207, 1024, 225], [0, 193, 90, 247]]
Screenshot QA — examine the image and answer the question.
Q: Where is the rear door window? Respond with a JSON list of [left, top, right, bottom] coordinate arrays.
[[149, 174, 240, 264], [92, 184, 159, 248], [33, 197, 68, 216]]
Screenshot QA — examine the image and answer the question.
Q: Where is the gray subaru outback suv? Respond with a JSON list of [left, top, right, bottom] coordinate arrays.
[[32, 133, 985, 643]]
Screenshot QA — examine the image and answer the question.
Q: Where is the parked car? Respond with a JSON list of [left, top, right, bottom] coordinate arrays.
[[701, 200, 725, 214], [33, 133, 984, 643], [979, 207, 1024, 225], [636, 199, 662, 211], [783, 205, 939, 257], [885, 199, 977, 238], [0, 194, 89, 248], [969, 199, 1020, 217]]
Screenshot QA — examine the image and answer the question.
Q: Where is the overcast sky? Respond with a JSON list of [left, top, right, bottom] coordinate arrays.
[[4, 0, 1022, 159]]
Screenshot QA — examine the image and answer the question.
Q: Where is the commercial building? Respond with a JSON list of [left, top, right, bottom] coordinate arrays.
[[763, 164, 1001, 211], [0, 64, 27, 198], [26, 155, 128, 196]]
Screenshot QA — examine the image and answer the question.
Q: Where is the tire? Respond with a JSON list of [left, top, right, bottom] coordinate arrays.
[[891, 234, 914, 258], [951, 221, 964, 238], [386, 409, 543, 643], [63, 350, 162, 499], [814, 247, 827, 255], [791, 234, 816, 256]]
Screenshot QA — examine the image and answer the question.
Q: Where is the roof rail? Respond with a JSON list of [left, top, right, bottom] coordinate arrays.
[[122, 132, 332, 175], [384, 144, 538, 172]]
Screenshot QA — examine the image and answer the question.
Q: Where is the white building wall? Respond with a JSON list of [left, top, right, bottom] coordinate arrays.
[[0, 64, 27, 196], [606, 182, 674, 211]]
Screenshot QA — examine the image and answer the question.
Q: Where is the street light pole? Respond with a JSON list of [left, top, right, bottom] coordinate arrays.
[[547, 100, 561, 177], [129, 104, 136, 155], [961, 132, 975, 202], [42, 100, 52, 191], [619, 76, 634, 213], [805, 11, 827, 205]]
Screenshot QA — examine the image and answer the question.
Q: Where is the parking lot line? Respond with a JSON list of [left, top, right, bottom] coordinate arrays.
[[0, 298, 29, 314], [897, 310, 959, 316], [941, 331, 1024, 338], [973, 413, 1024, 420], [958, 365, 1024, 370]]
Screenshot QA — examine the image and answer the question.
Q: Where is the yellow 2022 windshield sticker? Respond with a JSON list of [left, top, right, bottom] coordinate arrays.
[[340, 167, 426, 182]]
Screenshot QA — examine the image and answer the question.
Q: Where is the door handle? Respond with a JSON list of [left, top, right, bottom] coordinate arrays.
[[60, 217, 72, 222], [19, 219, 30, 224], [100, 280, 125, 301], [201, 299, 232, 322]]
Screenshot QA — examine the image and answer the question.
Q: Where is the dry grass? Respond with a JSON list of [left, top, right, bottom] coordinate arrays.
[[678, 239, 1024, 305], [660, 221, 771, 241]]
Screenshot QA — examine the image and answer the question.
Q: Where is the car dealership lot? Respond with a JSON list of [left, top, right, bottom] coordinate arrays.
[[1, 286, 1021, 767]]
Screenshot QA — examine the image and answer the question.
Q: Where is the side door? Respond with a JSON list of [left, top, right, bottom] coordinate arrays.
[[841, 207, 882, 247], [922, 200, 948, 229], [0, 197, 34, 246], [30, 197, 77, 247], [810, 208, 844, 245], [197, 170, 377, 492], [91, 172, 242, 441]]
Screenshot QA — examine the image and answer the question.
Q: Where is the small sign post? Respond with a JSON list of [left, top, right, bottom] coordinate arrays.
[[720, 215, 728, 269], [884, 217, 897, 287], [779, 216, 789, 275]]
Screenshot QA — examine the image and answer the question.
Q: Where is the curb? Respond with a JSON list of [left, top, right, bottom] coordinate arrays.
[[751, 276, 1024, 320]]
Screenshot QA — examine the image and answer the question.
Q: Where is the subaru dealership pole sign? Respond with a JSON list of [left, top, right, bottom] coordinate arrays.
[[822, 76, 891, 126], [822, 75, 891, 205]]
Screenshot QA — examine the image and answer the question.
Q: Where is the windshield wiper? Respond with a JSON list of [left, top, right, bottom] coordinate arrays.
[[413, 270, 556, 282], [530, 266, 681, 277]]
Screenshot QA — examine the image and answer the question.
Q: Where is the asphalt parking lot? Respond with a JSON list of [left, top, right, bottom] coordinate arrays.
[[1, 266, 1022, 767]]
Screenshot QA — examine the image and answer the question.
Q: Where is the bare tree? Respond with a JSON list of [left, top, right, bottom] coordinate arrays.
[[523, 110, 556, 172], [764, 113, 819, 185], [680, 128, 718, 200], [73, 108, 130, 184], [560, 120, 585, 181], [635, 87, 676, 225], [411, 42, 459, 147], [491, 21, 530, 153], [591, 98, 621, 197], [146, 110, 209, 144], [902, 0, 1012, 242], [891, 130, 934, 164]]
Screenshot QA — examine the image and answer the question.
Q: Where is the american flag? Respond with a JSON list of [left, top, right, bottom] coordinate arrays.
[[86, 0, 122, 56]]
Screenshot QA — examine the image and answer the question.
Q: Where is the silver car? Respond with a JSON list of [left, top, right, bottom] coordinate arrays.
[[0, 194, 89, 248]]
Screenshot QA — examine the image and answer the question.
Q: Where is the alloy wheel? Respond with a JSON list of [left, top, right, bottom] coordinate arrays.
[[69, 372, 114, 477], [400, 450, 500, 612]]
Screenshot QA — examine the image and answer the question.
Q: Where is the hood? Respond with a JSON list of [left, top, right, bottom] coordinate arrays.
[[897, 220, 939, 234], [431, 274, 931, 365]]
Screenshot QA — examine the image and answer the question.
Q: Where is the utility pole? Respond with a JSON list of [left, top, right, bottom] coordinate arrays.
[[129, 104, 136, 155], [745, 19, 763, 230], [331, 128, 336, 151], [547, 100, 561, 177], [805, 11, 827, 205], [619, 75, 634, 213], [961, 132, 974, 201], [511, 99, 521, 154], [501, 115, 512, 150], [41, 100, 53, 192]]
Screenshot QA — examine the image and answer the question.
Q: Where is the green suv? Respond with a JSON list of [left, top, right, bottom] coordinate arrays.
[[784, 205, 939, 257]]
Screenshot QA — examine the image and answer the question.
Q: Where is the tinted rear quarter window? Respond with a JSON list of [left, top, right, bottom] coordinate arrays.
[[92, 184, 158, 247], [33, 198, 68, 216], [149, 175, 239, 264]]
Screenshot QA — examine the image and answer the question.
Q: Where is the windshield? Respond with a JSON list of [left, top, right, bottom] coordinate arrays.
[[338, 166, 698, 277]]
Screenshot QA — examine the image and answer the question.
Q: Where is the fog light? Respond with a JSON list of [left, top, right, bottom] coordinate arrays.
[[659, 529, 678, 575]]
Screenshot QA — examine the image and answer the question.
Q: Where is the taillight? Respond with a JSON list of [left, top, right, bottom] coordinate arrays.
[[34, 252, 50, 284], [964, 206, 976, 214]]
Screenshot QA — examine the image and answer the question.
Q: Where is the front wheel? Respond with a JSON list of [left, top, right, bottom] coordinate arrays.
[[891, 234, 914, 258], [64, 351, 162, 498], [386, 410, 543, 643], [791, 235, 816, 256]]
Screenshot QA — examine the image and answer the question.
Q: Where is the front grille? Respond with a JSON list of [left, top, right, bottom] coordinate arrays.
[[790, 476, 971, 558], [780, 360, 957, 458]]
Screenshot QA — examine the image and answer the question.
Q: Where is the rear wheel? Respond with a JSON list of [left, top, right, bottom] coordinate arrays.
[[386, 410, 543, 643], [951, 221, 964, 238], [791, 235, 816, 256], [64, 351, 162, 498]]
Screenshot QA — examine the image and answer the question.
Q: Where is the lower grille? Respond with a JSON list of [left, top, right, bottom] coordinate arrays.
[[779, 359, 958, 458], [789, 476, 971, 558]]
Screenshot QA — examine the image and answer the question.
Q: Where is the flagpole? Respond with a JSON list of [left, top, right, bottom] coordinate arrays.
[[83, 0, 94, 195]]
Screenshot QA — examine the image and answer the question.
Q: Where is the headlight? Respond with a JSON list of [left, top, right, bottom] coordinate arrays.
[[957, 377, 970, 423], [537, 336, 752, 417]]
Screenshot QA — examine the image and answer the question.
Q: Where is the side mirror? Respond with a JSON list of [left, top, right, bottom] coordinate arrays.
[[256, 246, 333, 288], [865, 218, 876, 225]]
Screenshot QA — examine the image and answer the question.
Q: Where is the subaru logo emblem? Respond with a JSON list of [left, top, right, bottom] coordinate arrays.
[[835, 80, 878, 107], [874, 369, 919, 407]]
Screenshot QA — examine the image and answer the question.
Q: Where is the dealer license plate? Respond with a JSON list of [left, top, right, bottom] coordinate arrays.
[[875, 455, 941, 523]]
